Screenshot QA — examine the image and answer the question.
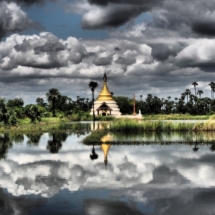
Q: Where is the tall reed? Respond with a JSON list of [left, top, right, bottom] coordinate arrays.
[[109, 119, 198, 132]]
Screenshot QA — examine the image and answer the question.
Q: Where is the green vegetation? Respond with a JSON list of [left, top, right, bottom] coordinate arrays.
[[109, 118, 215, 132], [82, 129, 108, 144], [1, 80, 215, 131], [143, 114, 209, 120], [82, 118, 215, 144], [113, 82, 215, 115], [109, 119, 196, 132]]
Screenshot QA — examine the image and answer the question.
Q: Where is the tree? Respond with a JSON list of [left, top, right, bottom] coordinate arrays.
[[7, 98, 24, 109], [24, 105, 42, 123], [46, 132, 68, 154], [46, 88, 61, 117], [88, 81, 98, 122], [209, 82, 215, 99], [0, 98, 9, 125], [192, 82, 198, 96], [197, 90, 203, 98], [185, 89, 191, 103], [114, 96, 132, 114], [26, 133, 43, 146], [0, 134, 12, 160], [36, 97, 47, 108]]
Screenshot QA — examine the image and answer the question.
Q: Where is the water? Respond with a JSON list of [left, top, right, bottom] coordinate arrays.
[[0, 123, 215, 215]]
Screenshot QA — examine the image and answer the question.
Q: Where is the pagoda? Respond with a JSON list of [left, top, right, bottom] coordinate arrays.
[[90, 74, 121, 116]]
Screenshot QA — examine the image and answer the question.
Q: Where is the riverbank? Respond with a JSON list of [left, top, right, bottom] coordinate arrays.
[[82, 116, 215, 144]]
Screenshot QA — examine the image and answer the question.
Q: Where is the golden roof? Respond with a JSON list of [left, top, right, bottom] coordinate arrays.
[[97, 73, 114, 101]]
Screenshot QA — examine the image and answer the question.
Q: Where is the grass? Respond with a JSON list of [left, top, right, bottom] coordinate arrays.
[[143, 114, 210, 120], [82, 129, 108, 144], [109, 119, 196, 132]]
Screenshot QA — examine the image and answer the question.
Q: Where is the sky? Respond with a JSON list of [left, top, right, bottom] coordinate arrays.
[[0, 0, 215, 103]]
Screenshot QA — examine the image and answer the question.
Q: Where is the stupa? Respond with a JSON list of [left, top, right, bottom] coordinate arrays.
[[90, 73, 121, 116]]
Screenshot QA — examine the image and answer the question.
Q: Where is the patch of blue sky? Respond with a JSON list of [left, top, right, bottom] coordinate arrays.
[[23, 1, 108, 40], [135, 12, 153, 24]]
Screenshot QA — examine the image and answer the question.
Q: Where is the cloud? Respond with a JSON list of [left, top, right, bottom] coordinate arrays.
[[0, 33, 88, 70], [0, 132, 215, 214], [174, 39, 215, 71], [66, 0, 163, 29], [0, 2, 40, 39], [83, 199, 144, 215], [93, 51, 115, 66], [150, 42, 187, 61], [0, 0, 56, 6]]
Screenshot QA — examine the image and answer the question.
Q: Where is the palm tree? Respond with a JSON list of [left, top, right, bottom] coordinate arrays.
[[46, 88, 61, 117], [140, 95, 143, 101], [192, 82, 198, 96], [209, 82, 215, 99], [89, 81, 98, 122], [185, 89, 191, 103], [197, 90, 203, 98]]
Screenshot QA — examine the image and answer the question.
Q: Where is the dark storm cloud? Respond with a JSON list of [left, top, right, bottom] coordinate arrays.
[[148, 0, 215, 37], [81, 0, 164, 29], [0, 0, 56, 6], [0, 1, 41, 39], [88, 0, 160, 6], [192, 21, 215, 36], [150, 42, 187, 61], [82, 6, 143, 29]]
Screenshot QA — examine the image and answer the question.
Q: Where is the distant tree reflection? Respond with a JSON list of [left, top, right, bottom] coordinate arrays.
[[26, 133, 43, 146], [0, 134, 12, 160], [10, 133, 24, 144], [47, 132, 68, 154], [210, 144, 215, 152], [90, 145, 98, 160]]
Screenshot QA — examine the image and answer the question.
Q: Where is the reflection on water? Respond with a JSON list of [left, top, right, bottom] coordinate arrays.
[[0, 122, 215, 214], [110, 131, 215, 144]]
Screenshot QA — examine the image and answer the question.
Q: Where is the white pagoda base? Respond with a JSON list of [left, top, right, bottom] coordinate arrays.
[[90, 100, 121, 116]]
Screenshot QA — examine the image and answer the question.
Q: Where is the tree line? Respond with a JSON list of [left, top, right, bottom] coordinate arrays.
[[0, 81, 215, 126], [0, 88, 93, 126], [116, 81, 215, 115]]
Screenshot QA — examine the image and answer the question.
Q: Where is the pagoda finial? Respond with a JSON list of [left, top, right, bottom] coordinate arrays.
[[103, 73, 107, 82]]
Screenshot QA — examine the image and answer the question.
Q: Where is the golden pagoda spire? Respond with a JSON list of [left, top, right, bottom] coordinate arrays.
[[97, 73, 114, 101]]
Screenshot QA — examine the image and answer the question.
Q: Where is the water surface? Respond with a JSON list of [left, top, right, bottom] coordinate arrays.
[[0, 123, 215, 215]]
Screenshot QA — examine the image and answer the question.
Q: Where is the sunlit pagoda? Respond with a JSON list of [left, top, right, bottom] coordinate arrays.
[[90, 73, 121, 116]]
